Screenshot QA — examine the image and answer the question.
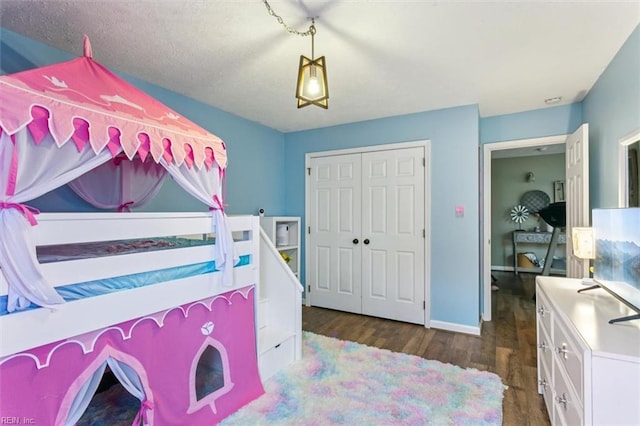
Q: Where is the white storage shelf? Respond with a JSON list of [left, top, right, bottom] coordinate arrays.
[[260, 216, 301, 277]]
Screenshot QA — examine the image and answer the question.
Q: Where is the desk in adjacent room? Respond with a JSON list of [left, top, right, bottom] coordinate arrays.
[[512, 230, 566, 274]]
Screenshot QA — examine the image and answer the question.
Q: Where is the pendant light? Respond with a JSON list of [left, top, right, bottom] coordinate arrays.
[[263, 1, 329, 109], [296, 20, 329, 109]]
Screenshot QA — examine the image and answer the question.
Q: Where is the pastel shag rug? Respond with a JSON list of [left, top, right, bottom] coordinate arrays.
[[221, 332, 505, 425]]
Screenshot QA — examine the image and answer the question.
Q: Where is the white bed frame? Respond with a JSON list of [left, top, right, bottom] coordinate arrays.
[[0, 212, 260, 358]]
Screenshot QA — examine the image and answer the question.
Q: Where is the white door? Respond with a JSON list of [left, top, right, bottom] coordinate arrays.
[[308, 153, 362, 313], [565, 123, 590, 278], [308, 146, 426, 324], [361, 148, 425, 324]]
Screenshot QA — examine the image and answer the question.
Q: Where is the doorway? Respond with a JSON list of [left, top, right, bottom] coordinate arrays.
[[482, 135, 566, 322], [483, 124, 590, 321], [618, 128, 640, 207]]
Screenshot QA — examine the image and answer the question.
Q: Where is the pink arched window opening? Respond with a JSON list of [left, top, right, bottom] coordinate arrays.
[[187, 337, 234, 415]]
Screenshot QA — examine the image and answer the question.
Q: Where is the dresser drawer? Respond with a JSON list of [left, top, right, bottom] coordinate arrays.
[[553, 313, 585, 402], [538, 325, 553, 385], [539, 356, 554, 423], [553, 360, 583, 426], [536, 288, 553, 337], [259, 335, 295, 381]]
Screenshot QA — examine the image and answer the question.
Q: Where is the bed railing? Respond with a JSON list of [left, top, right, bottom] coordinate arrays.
[[0, 213, 260, 358]]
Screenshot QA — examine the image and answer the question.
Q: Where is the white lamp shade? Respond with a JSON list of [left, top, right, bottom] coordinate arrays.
[[572, 227, 595, 259]]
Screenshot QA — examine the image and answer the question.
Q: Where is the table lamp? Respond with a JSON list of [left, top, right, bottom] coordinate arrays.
[[572, 227, 595, 285]]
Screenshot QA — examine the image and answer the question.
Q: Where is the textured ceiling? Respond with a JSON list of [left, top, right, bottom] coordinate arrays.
[[1, 1, 638, 133]]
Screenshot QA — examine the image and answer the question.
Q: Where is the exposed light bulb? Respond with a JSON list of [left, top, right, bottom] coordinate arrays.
[[307, 76, 320, 95]]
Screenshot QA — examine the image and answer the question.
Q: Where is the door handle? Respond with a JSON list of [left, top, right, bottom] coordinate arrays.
[[363, 239, 370, 245], [353, 238, 359, 244]]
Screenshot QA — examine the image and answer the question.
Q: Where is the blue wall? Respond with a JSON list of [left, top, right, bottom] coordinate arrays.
[[284, 105, 481, 328], [0, 28, 286, 216], [480, 103, 583, 144], [583, 24, 640, 209], [3, 22, 638, 331], [1, 27, 485, 328]]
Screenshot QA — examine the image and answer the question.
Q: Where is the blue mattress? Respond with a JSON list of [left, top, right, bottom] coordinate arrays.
[[0, 253, 250, 316]]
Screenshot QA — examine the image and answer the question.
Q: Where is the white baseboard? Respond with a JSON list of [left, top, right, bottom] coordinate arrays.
[[491, 265, 514, 272], [430, 320, 481, 336]]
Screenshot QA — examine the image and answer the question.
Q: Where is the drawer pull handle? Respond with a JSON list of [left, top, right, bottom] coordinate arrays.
[[556, 393, 569, 409], [538, 306, 546, 316], [556, 343, 569, 359], [538, 342, 547, 352]]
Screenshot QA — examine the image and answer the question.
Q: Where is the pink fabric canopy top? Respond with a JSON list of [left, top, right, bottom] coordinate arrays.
[[0, 36, 227, 170]]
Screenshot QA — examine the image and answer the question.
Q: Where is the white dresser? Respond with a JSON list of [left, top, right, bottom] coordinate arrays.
[[536, 276, 640, 425]]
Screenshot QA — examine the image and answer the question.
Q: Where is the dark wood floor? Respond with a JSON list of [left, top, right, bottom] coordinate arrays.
[[302, 271, 550, 426]]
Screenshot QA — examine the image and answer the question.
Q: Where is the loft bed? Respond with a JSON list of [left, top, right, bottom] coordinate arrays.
[[0, 213, 263, 425], [0, 37, 265, 424]]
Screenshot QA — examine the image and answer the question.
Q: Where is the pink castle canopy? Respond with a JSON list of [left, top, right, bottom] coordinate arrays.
[[0, 35, 227, 170], [0, 36, 234, 313]]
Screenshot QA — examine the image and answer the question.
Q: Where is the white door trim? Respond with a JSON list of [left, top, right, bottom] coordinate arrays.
[[565, 124, 590, 278], [305, 140, 431, 327], [306, 140, 427, 158], [482, 135, 567, 322], [618, 128, 640, 207]]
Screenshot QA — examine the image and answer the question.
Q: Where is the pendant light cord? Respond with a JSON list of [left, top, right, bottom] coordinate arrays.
[[311, 25, 315, 59]]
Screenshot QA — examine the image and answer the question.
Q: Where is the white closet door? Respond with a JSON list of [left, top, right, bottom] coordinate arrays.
[[565, 123, 590, 278], [308, 153, 362, 313], [361, 147, 425, 324]]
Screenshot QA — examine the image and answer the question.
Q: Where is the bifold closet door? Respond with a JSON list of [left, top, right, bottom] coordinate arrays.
[[308, 153, 363, 314], [308, 146, 426, 324], [361, 147, 425, 324]]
